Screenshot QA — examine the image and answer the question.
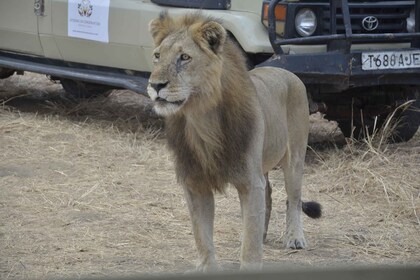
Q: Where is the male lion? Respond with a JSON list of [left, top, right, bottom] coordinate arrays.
[[147, 12, 321, 271]]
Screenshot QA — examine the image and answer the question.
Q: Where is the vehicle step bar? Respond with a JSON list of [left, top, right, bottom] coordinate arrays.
[[0, 51, 150, 97]]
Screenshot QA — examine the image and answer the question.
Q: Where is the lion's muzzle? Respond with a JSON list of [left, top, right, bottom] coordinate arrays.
[[147, 82, 187, 116]]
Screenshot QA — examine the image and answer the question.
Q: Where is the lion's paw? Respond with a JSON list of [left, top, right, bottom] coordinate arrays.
[[240, 261, 263, 271], [186, 262, 220, 273], [285, 235, 307, 249]]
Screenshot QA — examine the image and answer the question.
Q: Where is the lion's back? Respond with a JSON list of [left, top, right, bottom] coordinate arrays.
[[250, 67, 309, 172], [250, 67, 306, 105]]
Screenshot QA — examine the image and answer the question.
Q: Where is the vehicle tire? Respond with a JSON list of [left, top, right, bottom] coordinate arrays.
[[336, 99, 419, 143], [337, 117, 382, 140], [0, 67, 15, 79], [60, 79, 111, 98], [391, 98, 420, 142]]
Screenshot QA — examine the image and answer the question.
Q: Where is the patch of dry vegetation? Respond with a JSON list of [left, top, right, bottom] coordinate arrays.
[[319, 103, 420, 224], [317, 141, 419, 222], [303, 118, 420, 263], [1, 108, 183, 278]]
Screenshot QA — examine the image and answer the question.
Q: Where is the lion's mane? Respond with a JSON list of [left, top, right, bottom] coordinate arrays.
[[150, 12, 259, 192]]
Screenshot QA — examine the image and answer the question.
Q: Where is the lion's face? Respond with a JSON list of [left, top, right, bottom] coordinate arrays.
[[147, 13, 227, 116], [147, 33, 206, 116]]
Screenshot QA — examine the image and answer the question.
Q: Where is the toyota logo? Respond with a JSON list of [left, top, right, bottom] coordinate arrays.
[[362, 16, 379, 31]]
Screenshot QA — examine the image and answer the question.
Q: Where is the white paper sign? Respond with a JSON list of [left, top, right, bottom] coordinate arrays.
[[68, 0, 110, 43]]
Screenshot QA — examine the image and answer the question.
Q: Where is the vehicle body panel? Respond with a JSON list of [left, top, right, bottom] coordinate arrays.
[[0, 0, 44, 55], [0, 0, 272, 72]]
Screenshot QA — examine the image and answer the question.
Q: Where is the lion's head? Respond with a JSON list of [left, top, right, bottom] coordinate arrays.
[[147, 12, 227, 116]]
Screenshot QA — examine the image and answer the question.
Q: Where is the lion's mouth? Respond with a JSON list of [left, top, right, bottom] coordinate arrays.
[[155, 97, 185, 106]]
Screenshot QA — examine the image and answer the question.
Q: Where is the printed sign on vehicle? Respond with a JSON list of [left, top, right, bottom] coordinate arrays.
[[362, 50, 420, 70], [68, 0, 110, 43]]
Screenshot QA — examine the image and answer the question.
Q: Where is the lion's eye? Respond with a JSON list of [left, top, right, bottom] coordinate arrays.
[[153, 53, 160, 60], [180, 54, 191, 61]]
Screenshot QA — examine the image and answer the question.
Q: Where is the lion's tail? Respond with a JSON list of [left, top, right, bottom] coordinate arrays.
[[302, 201, 322, 219]]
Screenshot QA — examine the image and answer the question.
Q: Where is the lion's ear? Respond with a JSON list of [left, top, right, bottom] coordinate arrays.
[[149, 11, 174, 46], [192, 21, 227, 54]]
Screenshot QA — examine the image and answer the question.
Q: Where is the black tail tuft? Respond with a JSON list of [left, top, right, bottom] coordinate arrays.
[[302, 201, 322, 219]]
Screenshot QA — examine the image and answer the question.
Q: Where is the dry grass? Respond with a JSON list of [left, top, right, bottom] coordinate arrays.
[[0, 73, 419, 279], [306, 136, 419, 248]]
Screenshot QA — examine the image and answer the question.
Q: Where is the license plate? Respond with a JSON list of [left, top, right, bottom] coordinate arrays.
[[361, 50, 420, 70]]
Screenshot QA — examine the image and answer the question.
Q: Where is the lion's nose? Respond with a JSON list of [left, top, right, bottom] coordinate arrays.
[[150, 82, 169, 93]]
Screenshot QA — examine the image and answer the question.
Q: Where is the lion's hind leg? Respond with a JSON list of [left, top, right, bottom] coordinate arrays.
[[282, 156, 322, 249], [283, 159, 307, 249]]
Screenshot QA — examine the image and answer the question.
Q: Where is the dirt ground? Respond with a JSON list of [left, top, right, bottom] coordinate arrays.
[[1, 73, 419, 279]]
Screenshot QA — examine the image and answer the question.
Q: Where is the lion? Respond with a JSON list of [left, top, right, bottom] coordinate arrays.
[[147, 12, 321, 271]]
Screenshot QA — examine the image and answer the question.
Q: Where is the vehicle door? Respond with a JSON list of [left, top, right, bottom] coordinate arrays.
[[0, 0, 44, 55], [50, 0, 160, 72]]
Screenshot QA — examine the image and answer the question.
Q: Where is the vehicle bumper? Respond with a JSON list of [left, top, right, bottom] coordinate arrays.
[[257, 50, 420, 92]]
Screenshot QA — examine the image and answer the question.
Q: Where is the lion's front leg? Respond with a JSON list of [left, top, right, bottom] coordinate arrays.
[[236, 176, 266, 271], [183, 185, 219, 272]]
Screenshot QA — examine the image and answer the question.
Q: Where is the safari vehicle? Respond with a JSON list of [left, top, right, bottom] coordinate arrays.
[[0, 0, 419, 142]]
